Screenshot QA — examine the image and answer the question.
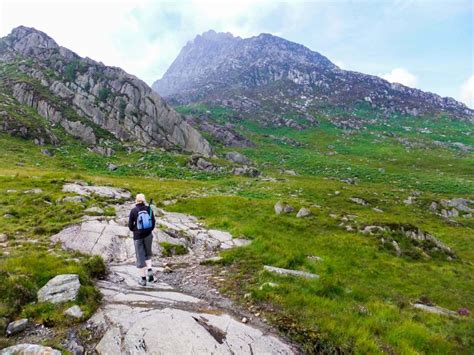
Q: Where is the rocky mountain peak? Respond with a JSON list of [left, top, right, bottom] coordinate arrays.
[[197, 29, 235, 41], [6, 26, 59, 53], [153, 31, 472, 122]]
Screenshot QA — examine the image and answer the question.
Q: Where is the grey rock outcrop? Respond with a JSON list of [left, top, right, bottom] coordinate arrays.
[[0, 26, 212, 156], [296, 207, 311, 218], [90, 265, 292, 355], [62, 182, 131, 199], [64, 305, 84, 319], [274, 202, 295, 215], [0, 344, 61, 355], [37, 274, 81, 303], [349, 197, 369, 206], [264, 265, 319, 279], [232, 166, 260, 177], [6, 319, 28, 336], [412, 303, 457, 317], [226, 151, 252, 165], [187, 155, 218, 172]]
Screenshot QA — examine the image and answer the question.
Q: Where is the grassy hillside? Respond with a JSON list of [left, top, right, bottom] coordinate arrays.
[[0, 102, 472, 353]]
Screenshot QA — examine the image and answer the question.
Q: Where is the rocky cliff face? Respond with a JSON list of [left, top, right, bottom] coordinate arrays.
[[153, 30, 473, 125], [0, 26, 212, 156]]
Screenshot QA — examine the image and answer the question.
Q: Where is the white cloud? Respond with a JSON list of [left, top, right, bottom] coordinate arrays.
[[459, 75, 474, 109], [381, 67, 418, 88]]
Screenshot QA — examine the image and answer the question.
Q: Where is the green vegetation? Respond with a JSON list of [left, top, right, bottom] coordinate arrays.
[[0, 96, 472, 353], [159, 242, 188, 257], [63, 59, 87, 82], [98, 87, 111, 103]]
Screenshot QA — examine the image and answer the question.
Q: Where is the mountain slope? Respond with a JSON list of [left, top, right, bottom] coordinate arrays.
[[153, 30, 473, 126], [0, 26, 212, 156]]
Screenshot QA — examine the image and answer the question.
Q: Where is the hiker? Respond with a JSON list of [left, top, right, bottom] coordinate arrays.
[[128, 193, 156, 286]]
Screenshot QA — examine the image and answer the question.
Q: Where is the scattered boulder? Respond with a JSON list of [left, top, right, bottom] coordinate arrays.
[[62, 183, 131, 200], [0, 344, 60, 355], [107, 162, 118, 171], [41, 149, 53, 156], [84, 206, 104, 215], [90, 145, 114, 157], [232, 166, 260, 177], [64, 305, 84, 319], [283, 169, 297, 176], [37, 274, 81, 304], [412, 303, 457, 317], [225, 151, 251, 165], [62, 195, 87, 203], [403, 196, 415, 205], [349, 197, 368, 206], [6, 318, 28, 336], [188, 155, 218, 172], [259, 282, 279, 290], [24, 188, 42, 194], [360, 224, 455, 260], [264, 265, 319, 279], [0, 234, 7, 243], [274, 202, 295, 215], [430, 198, 474, 219], [341, 177, 357, 185], [296, 207, 311, 218]]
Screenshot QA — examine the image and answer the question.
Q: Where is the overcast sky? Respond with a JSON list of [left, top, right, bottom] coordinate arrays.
[[1, 0, 473, 107]]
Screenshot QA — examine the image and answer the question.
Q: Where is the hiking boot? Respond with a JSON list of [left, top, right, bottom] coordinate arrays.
[[138, 278, 146, 286], [147, 269, 154, 283]]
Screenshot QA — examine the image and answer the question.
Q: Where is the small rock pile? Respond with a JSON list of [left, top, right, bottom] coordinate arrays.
[[360, 224, 456, 260], [429, 198, 473, 219]]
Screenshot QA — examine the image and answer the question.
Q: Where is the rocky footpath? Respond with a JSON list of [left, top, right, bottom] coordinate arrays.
[[48, 182, 295, 354]]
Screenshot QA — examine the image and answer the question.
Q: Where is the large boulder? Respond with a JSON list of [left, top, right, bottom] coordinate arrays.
[[232, 166, 260, 177], [225, 151, 251, 165], [187, 155, 218, 172], [62, 182, 131, 200], [274, 202, 295, 215], [0, 344, 61, 355], [64, 305, 84, 319], [296, 208, 311, 218], [6, 319, 28, 336], [37, 274, 81, 304]]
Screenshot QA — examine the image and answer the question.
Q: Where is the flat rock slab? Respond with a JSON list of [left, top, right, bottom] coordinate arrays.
[[63, 183, 131, 200], [91, 265, 292, 354], [413, 303, 458, 317], [95, 307, 292, 355], [37, 274, 80, 304], [264, 265, 319, 279], [0, 344, 61, 355]]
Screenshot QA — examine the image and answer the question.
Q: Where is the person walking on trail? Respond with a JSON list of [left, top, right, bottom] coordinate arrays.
[[128, 193, 156, 286]]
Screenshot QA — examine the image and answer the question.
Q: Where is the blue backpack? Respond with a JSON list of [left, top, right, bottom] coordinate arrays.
[[137, 205, 153, 231]]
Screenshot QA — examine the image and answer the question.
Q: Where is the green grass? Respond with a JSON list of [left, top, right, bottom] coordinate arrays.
[[159, 242, 188, 257], [0, 98, 472, 353]]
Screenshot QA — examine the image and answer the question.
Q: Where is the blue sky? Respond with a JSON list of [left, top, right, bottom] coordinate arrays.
[[1, 0, 473, 107]]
